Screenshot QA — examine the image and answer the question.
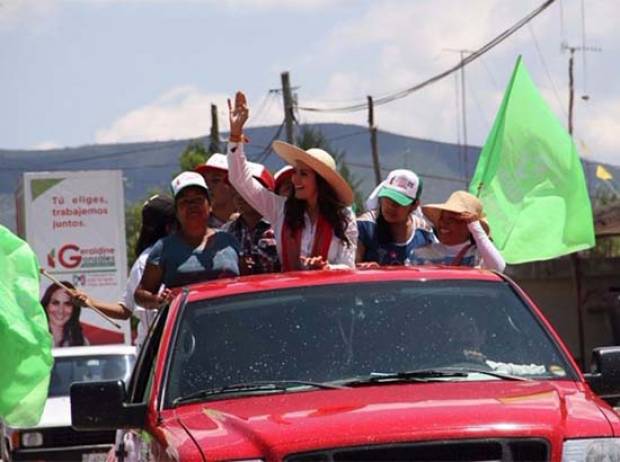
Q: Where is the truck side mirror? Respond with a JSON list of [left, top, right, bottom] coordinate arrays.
[[584, 347, 620, 401], [70, 380, 146, 431]]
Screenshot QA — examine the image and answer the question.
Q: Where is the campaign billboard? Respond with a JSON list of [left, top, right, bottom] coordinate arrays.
[[16, 170, 130, 345]]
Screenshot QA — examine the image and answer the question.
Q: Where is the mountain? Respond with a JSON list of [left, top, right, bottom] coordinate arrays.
[[0, 123, 616, 232]]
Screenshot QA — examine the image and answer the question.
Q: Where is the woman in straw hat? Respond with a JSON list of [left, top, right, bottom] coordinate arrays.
[[410, 190, 505, 271], [227, 91, 357, 270], [357, 169, 434, 266]]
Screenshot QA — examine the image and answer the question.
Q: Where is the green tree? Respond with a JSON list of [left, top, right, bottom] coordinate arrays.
[[124, 188, 164, 268], [177, 139, 209, 176], [295, 125, 364, 212]]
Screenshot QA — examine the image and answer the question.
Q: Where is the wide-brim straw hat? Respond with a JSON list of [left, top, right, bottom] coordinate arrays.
[[272, 140, 354, 206], [422, 191, 490, 235]]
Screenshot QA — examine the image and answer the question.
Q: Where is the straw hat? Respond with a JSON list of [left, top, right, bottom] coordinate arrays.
[[422, 191, 490, 234], [272, 141, 354, 205]]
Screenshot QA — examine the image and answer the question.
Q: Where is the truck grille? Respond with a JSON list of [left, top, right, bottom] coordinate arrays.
[[286, 438, 549, 462], [41, 426, 116, 447]]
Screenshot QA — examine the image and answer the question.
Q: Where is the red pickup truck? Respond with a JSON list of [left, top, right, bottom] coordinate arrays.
[[71, 268, 620, 461]]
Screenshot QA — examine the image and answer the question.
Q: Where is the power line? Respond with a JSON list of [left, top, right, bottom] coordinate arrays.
[[345, 160, 467, 185], [297, 0, 556, 114], [246, 90, 278, 129], [527, 22, 567, 117], [47, 139, 191, 165], [251, 120, 286, 163], [326, 129, 368, 143]]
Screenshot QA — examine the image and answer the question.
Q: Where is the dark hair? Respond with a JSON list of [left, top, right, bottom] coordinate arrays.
[[136, 195, 177, 256], [283, 174, 352, 247], [375, 198, 419, 244], [41, 282, 86, 347], [376, 212, 393, 245]]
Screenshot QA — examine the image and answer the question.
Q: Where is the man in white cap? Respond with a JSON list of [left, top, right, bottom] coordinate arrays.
[[195, 153, 237, 229], [357, 169, 434, 266]]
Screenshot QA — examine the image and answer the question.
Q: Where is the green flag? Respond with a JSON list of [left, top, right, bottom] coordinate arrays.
[[469, 56, 595, 264], [0, 225, 53, 426]]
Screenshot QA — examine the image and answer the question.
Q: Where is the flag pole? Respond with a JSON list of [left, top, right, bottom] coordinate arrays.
[[39, 268, 122, 330]]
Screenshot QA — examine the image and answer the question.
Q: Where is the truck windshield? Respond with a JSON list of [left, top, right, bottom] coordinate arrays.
[[49, 354, 135, 397], [165, 280, 575, 406]]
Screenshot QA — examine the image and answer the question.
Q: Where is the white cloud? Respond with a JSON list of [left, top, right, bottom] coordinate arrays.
[[95, 86, 284, 144], [84, 0, 340, 9], [295, 0, 519, 145], [294, 0, 620, 168], [95, 86, 231, 144], [217, 0, 339, 9], [578, 99, 620, 166], [0, 0, 56, 29], [32, 140, 61, 150]]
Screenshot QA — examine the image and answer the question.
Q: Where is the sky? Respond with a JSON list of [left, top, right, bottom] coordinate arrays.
[[1, 0, 619, 165]]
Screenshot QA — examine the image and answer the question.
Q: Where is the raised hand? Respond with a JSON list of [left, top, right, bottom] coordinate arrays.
[[457, 211, 479, 224], [228, 90, 249, 140]]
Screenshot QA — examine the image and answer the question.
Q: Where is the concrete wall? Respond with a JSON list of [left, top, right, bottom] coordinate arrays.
[[508, 256, 620, 369]]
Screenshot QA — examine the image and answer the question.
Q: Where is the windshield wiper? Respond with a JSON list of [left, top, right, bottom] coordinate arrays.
[[439, 366, 531, 381], [340, 369, 468, 386], [341, 367, 529, 387], [173, 380, 345, 406]]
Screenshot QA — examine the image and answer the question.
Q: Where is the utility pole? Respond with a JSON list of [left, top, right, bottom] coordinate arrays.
[[564, 42, 600, 371], [281, 71, 295, 144], [209, 104, 221, 154], [562, 42, 601, 136], [367, 96, 382, 186]]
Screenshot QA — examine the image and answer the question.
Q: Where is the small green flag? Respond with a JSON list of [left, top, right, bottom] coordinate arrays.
[[469, 56, 595, 264], [0, 225, 53, 427]]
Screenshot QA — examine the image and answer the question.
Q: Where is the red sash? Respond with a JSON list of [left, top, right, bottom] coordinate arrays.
[[281, 214, 333, 271]]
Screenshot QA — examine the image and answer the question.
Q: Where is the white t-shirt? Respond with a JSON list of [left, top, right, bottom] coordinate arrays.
[[120, 246, 158, 348]]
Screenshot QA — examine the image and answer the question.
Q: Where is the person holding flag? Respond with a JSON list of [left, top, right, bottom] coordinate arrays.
[[0, 225, 53, 427]]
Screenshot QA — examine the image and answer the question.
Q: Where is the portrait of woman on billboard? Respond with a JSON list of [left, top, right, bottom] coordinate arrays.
[[41, 282, 89, 347]]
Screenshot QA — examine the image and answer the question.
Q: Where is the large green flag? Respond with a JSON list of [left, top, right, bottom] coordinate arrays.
[[0, 225, 53, 426], [469, 56, 595, 263]]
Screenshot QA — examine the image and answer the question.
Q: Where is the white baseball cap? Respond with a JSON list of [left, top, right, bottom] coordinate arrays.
[[195, 153, 228, 175], [377, 169, 422, 206], [170, 171, 210, 198]]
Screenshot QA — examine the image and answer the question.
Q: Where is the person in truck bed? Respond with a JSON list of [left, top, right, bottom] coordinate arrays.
[[227, 90, 357, 271], [356, 169, 434, 266], [411, 190, 506, 271]]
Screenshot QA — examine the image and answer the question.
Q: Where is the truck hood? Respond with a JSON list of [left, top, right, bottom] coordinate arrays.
[[173, 381, 615, 459]]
